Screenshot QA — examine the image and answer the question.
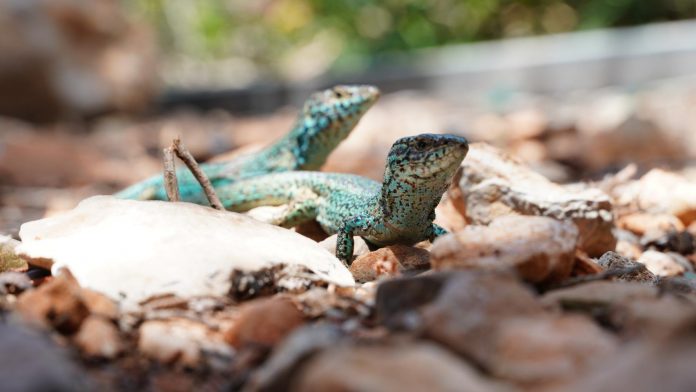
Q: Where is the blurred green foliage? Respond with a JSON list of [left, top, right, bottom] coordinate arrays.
[[126, 0, 696, 77]]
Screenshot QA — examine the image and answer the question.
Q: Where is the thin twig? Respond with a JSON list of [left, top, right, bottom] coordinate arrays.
[[171, 137, 224, 210], [162, 146, 179, 202]]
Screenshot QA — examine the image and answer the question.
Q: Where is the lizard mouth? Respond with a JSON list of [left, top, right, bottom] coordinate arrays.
[[404, 148, 464, 177]]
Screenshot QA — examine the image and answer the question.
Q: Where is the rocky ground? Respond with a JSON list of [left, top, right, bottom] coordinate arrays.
[[2, 83, 696, 391]]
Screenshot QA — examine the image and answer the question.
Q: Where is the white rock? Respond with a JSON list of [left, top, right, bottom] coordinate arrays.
[[16, 196, 353, 307]]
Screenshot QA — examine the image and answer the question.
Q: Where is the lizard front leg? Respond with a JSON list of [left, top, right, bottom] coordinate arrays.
[[336, 215, 372, 266], [248, 188, 319, 228]]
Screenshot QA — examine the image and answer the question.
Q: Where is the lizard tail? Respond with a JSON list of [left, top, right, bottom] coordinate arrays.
[[114, 175, 168, 201], [114, 167, 228, 204]]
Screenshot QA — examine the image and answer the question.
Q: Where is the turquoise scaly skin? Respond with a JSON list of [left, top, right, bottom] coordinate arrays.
[[115, 85, 380, 203], [216, 133, 469, 264]]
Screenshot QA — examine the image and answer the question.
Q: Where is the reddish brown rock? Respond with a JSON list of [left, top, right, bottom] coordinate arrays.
[[225, 296, 305, 348], [245, 325, 345, 391], [609, 295, 696, 338], [81, 288, 119, 320], [507, 140, 547, 165], [294, 220, 330, 242], [0, 0, 157, 121], [434, 194, 468, 232], [616, 239, 643, 260], [567, 339, 696, 392], [615, 169, 696, 226], [420, 271, 546, 361], [375, 273, 452, 328], [689, 221, 696, 237], [618, 213, 685, 236], [491, 315, 616, 388], [431, 216, 578, 284], [506, 108, 548, 140], [73, 315, 122, 359], [571, 94, 687, 172], [293, 343, 511, 392], [638, 250, 686, 277], [572, 250, 605, 276], [597, 251, 657, 283], [542, 280, 696, 338], [420, 271, 616, 388], [641, 229, 695, 255], [453, 143, 615, 256], [15, 270, 89, 334], [349, 245, 430, 283], [542, 281, 659, 310], [0, 125, 158, 187]]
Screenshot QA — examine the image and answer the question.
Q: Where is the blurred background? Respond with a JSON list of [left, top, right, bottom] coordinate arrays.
[[2, 0, 696, 232]]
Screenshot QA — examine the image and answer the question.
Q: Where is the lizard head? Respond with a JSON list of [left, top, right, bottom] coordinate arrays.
[[380, 134, 469, 225], [302, 85, 380, 123], [386, 133, 469, 186], [379, 133, 468, 224], [292, 85, 379, 168]]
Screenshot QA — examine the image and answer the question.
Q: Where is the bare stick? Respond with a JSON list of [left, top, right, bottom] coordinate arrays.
[[163, 146, 180, 202], [171, 137, 225, 210]]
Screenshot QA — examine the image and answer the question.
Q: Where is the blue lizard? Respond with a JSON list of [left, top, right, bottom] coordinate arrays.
[[116, 85, 379, 203], [215, 133, 469, 264]]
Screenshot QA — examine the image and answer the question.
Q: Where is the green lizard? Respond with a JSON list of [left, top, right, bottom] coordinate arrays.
[[216, 133, 469, 264], [115, 85, 379, 203]]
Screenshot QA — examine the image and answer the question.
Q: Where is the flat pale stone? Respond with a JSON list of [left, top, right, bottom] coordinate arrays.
[[16, 196, 353, 307]]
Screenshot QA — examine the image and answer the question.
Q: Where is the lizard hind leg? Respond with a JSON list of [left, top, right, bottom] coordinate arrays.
[[269, 190, 320, 228], [271, 199, 319, 228]]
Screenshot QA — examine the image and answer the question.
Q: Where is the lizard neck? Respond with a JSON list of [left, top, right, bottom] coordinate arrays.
[[248, 126, 305, 172], [234, 85, 379, 174], [379, 165, 448, 230], [255, 114, 352, 172]]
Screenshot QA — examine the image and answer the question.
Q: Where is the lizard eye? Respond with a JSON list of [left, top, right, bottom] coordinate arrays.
[[416, 140, 428, 150]]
